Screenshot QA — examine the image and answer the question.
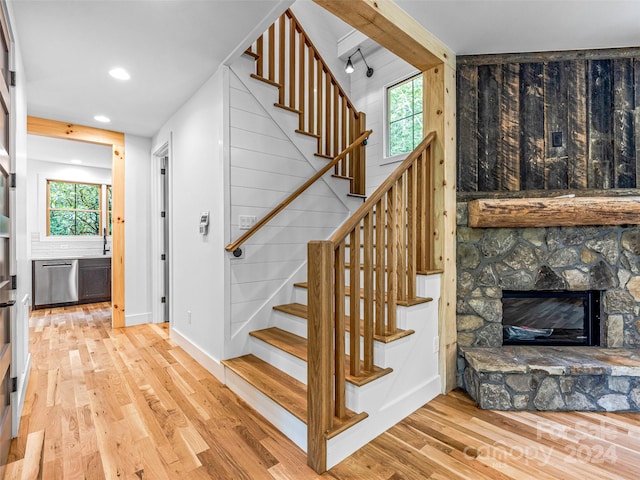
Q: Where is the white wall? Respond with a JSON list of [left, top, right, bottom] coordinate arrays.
[[124, 134, 152, 326], [227, 67, 348, 351], [7, 0, 31, 437], [152, 66, 226, 376], [348, 48, 418, 195], [26, 158, 112, 259]]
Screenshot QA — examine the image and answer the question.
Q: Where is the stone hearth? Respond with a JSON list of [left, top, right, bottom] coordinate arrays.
[[462, 346, 640, 411]]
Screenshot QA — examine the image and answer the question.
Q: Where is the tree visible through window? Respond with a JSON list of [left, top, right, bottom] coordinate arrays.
[[107, 185, 113, 235], [47, 180, 103, 236], [387, 74, 423, 157]]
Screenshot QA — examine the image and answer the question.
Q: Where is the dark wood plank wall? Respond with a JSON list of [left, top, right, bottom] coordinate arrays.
[[457, 48, 640, 193]]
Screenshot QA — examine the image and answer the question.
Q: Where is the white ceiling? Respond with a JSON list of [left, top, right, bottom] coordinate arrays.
[[28, 135, 112, 169], [9, 0, 284, 138], [9, 0, 640, 140], [397, 1, 640, 56]]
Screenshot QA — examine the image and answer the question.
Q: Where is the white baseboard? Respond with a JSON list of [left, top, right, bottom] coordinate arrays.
[[125, 311, 153, 327], [170, 327, 225, 382]]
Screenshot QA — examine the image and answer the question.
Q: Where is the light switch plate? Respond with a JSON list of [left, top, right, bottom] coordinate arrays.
[[239, 215, 257, 230]]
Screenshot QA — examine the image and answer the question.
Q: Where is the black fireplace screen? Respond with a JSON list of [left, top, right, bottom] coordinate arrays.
[[502, 290, 601, 346]]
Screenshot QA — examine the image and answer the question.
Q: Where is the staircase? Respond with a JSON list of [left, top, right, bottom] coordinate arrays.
[[222, 9, 443, 473]]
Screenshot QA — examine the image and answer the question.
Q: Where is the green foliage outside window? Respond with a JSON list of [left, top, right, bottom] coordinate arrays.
[[388, 74, 423, 157], [48, 180, 111, 236]]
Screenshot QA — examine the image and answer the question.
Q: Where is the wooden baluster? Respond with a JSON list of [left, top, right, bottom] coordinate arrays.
[[416, 150, 425, 272], [426, 144, 435, 271], [407, 163, 417, 300], [340, 96, 347, 176], [348, 111, 356, 187], [256, 35, 264, 77], [307, 240, 334, 474], [396, 173, 406, 302], [289, 17, 296, 110], [331, 82, 344, 155], [349, 228, 360, 377], [308, 46, 314, 134], [325, 73, 331, 156], [268, 24, 275, 81], [375, 199, 385, 336], [334, 242, 346, 419], [363, 213, 374, 372], [298, 32, 305, 130], [278, 15, 285, 104], [317, 62, 323, 154], [386, 186, 397, 332]]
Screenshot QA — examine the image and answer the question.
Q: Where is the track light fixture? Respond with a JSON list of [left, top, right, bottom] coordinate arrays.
[[345, 48, 374, 77]]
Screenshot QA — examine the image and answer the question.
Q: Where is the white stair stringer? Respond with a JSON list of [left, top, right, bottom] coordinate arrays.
[[230, 54, 364, 214], [326, 271, 442, 469]]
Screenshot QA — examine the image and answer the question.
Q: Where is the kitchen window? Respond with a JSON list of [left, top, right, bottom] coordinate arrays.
[[47, 180, 112, 236], [386, 73, 423, 158]]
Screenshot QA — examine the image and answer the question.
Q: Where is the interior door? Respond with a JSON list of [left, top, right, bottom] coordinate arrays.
[[0, 4, 13, 477]]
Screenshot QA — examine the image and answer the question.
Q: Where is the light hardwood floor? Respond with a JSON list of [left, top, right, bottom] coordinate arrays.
[[4, 303, 640, 479]]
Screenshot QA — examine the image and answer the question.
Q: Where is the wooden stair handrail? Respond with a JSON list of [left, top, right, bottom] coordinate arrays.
[[225, 130, 372, 253], [329, 131, 437, 244]]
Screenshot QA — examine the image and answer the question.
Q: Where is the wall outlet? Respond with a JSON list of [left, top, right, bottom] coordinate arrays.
[[433, 335, 440, 353], [187, 310, 192, 324], [239, 215, 257, 230]]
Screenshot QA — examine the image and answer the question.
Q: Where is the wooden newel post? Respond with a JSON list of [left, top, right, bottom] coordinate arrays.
[[307, 240, 334, 473], [353, 112, 367, 196]]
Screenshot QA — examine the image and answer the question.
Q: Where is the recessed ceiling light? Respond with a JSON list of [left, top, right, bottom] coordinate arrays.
[[70, 159, 82, 165], [94, 115, 111, 123], [109, 67, 130, 81]]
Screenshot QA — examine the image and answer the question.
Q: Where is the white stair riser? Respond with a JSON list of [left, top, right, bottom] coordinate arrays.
[[272, 309, 308, 338], [225, 368, 307, 452]]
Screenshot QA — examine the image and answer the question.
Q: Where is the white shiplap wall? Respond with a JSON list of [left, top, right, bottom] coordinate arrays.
[[348, 48, 419, 195], [228, 69, 349, 336]]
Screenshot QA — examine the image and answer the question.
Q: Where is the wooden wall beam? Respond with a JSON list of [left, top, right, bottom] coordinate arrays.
[[424, 65, 457, 392], [312, 0, 454, 71], [468, 196, 640, 228], [27, 116, 126, 328]]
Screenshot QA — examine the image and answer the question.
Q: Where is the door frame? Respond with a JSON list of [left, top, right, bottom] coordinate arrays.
[[26, 116, 126, 328], [151, 141, 171, 324]]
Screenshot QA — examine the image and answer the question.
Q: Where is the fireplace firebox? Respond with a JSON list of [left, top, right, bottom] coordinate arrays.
[[502, 290, 601, 346]]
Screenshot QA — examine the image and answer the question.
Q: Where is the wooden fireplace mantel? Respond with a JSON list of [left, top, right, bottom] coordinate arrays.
[[467, 195, 640, 228]]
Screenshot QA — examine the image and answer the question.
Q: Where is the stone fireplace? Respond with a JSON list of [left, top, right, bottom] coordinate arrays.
[[456, 201, 640, 411], [456, 202, 640, 355]]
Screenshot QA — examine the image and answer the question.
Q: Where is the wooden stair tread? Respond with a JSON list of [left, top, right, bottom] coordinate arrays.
[[243, 49, 259, 59], [275, 103, 301, 114], [222, 354, 368, 437], [250, 327, 393, 386], [273, 303, 415, 343], [250, 327, 307, 361], [293, 282, 432, 305], [332, 174, 353, 180], [250, 73, 282, 89], [223, 354, 307, 422], [314, 152, 334, 159], [295, 129, 319, 138]]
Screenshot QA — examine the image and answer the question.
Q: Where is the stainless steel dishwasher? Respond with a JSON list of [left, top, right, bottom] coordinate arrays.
[[34, 259, 79, 307]]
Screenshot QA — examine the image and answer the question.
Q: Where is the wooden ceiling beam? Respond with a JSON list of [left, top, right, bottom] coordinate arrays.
[[27, 116, 124, 146], [313, 0, 455, 70]]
